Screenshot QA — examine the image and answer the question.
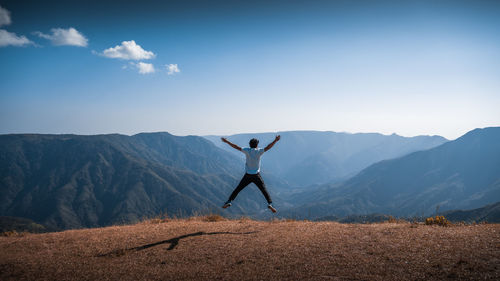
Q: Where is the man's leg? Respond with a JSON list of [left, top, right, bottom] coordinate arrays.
[[252, 174, 272, 204], [228, 174, 252, 202]]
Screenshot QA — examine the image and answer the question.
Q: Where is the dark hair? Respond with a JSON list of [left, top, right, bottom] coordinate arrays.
[[249, 138, 259, 148]]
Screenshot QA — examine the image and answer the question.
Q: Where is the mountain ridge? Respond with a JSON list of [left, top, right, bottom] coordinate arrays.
[[2, 128, 497, 229], [285, 127, 500, 219], [0, 133, 271, 230], [204, 130, 448, 187]]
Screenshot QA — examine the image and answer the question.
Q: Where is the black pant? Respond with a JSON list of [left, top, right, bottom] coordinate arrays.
[[229, 173, 272, 204]]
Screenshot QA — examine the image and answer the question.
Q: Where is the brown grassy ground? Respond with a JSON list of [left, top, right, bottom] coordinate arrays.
[[1, 218, 499, 280]]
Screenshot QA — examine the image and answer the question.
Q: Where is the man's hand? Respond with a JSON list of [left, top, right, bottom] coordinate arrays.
[[221, 137, 242, 151], [265, 135, 281, 152]]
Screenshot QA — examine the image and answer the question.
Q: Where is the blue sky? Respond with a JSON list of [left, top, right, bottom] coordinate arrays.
[[0, 0, 499, 140]]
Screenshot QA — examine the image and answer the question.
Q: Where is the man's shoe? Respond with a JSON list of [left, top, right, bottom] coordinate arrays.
[[268, 204, 277, 213], [222, 201, 232, 209]]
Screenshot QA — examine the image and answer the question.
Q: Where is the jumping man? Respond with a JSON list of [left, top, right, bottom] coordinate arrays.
[[221, 135, 281, 213]]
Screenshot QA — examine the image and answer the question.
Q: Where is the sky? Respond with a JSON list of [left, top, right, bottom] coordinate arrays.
[[0, 0, 499, 140]]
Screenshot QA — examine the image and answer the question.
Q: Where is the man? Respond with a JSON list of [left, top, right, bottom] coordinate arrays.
[[221, 135, 280, 213]]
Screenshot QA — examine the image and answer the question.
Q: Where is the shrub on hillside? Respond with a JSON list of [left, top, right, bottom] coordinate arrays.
[[425, 215, 451, 226], [1, 230, 26, 237]]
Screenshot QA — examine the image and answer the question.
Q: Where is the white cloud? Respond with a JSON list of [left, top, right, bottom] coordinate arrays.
[[101, 40, 155, 60], [0, 5, 11, 27], [166, 64, 180, 75], [0, 29, 33, 47], [136, 62, 155, 74], [34, 27, 88, 47], [0, 6, 33, 47]]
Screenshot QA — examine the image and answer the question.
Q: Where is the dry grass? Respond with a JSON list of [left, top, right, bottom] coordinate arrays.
[[1, 219, 499, 280]]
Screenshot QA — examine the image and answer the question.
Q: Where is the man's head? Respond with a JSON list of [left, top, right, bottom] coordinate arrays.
[[249, 138, 259, 148]]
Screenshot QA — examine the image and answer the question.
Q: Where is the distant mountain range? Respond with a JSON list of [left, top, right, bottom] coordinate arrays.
[[205, 131, 447, 187], [285, 127, 500, 219], [443, 201, 500, 223], [1, 128, 498, 231], [312, 201, 500, 223], [0, 133, 269, 230]]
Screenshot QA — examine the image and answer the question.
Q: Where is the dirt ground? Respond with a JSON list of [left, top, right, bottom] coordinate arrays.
[[1, 218, 499, 280]]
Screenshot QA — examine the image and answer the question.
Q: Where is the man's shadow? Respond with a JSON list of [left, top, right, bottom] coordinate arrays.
[[98, 231, 258, 257]]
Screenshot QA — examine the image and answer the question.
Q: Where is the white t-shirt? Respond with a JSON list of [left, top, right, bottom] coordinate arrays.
[[241, 147, 265, 174]]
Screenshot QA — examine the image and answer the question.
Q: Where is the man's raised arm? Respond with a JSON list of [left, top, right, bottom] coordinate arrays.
[[221, 137, 242, 151], [264, 135, 280, 152]]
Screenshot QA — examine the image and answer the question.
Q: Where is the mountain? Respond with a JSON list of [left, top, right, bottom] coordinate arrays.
[[130, 133, 241, 175], [0, 133, 272, 230], [443, 201, 500, 223], [205, 131, 447, 187], [287, 127, 500, 219], [0, 129, 490, 229]]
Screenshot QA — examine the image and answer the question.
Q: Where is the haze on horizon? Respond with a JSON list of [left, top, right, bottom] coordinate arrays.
[[1, 0, 499, 140]]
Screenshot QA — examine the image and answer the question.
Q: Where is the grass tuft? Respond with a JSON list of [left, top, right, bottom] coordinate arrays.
[[385, 215, 409, 223], [146, 212, 171, 224], [149, 218, 170, 224], [201, 214, 226, 222]]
